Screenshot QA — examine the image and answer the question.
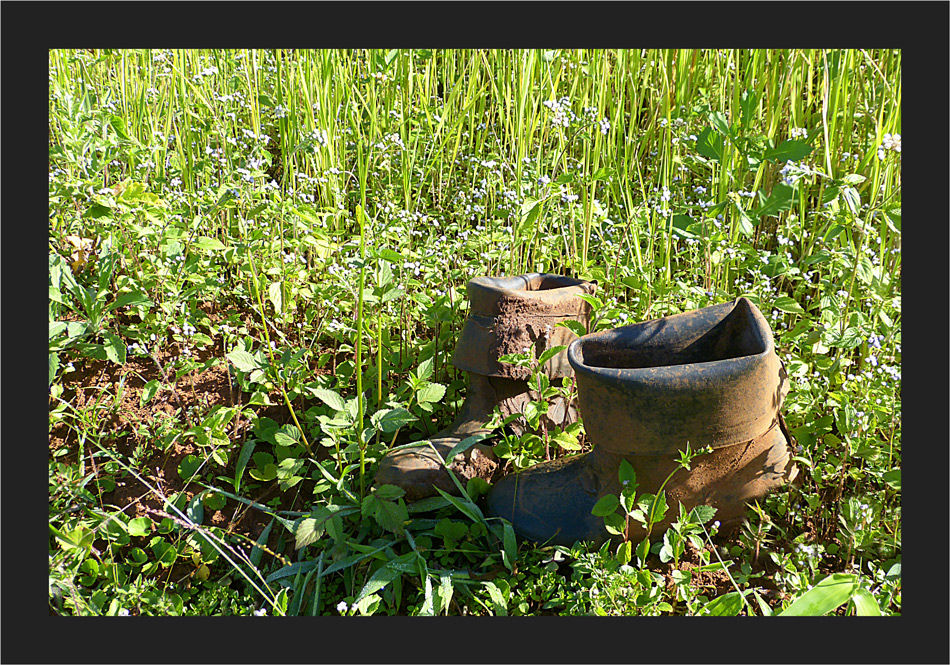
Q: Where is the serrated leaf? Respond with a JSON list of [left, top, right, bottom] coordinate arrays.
[[416, 355, 434, 381], [227, 349, 260, 373], [416, 382, 446, 404], [373, 498, 408, 536], [688, 504, 717, 525], [374, 407, 417, 433], [273, 426, 300, 447], [268, 282, 283, 314], [696, 126, 723, 161], [375, 484, 406, 500], [309, 387, 346, 413], [294, 516, 325, 550]]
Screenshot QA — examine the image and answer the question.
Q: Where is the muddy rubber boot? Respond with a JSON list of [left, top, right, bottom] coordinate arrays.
[[486, 297, 797, 546], [374, 273, 596, 501]]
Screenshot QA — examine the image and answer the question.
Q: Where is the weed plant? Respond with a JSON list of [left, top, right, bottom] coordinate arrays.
[[49, 48, 900, 616]]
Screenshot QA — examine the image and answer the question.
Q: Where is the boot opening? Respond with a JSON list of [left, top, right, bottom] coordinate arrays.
[[576, 299, 769, 370]]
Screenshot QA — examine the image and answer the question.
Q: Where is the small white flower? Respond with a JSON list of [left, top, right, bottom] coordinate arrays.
[[253, 607, 267, 616], [336, 601, 349, 614], [117, 608, 130, 616]]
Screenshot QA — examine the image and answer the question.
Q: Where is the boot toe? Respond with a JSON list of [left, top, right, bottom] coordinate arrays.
[[487, 455, 607, 546]]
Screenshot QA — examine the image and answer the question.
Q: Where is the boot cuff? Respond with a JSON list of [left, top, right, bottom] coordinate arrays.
[[568, 297, 787, 453], [453, 274, 596, 379]]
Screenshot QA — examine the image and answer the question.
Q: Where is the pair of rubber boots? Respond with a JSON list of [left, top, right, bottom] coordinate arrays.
[[376, 274, 797, 546]]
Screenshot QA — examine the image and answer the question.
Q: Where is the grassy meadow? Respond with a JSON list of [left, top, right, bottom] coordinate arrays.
[[48, 48, 901, 617]]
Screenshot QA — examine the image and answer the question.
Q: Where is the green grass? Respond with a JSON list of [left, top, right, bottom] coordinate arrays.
[[49, 48, 900, 617]]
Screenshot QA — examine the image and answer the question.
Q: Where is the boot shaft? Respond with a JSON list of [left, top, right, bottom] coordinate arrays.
[[453, 273, 596, 381], [568, 297, 787, 456]]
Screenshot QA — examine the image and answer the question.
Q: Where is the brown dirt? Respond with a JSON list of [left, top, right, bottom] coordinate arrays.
[[49, 306, 334, 561]]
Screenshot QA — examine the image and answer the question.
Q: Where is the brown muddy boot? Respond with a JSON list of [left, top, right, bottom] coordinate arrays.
[[375, 273, 596, 501], [486, 297, 797, 545]]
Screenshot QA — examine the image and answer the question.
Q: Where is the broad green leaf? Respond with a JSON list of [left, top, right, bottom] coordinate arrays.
[[416, 382, 446, 404], [703, 591, 745, 616], [140, 379, 160, 406], [618, 459, 637, 487], [688, 504, 717, 525], [591, 167, 614, 181], [374, 407, 417, 433], [49, 353, 60, 385], [708, 111, 730, 136], [193, 236, 227, 252], [49, 321, 68, 339], [696, 127, 723, 161], [416, 355, 435, 381], [101, 332, 127, 365], [373, 498, 409, 536], [127, 517, 152, 538], [736, 209, 755, 236], [308, 387, 346, 413], [778, 573, 859, 616], [294, 513, 327, 550], [268, 281, 283, 315], [773, 296, 805, 315], [882, 469, 901, 491], [851, 588, 881, 616], [555, 320, 587, 337], [483, 581, 508, 616], [375, 484, 406, 501], [754, 183, 794, 218], [536, 345, 567, 367], [763, 140, 814, 163], [591, 494, 620, 517], [841, 186, 861, 216], [227, 349, 260, 373]]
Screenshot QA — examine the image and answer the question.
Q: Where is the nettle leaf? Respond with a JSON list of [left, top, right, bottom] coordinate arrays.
[[308, 387, 346, 413], [295, 507, 334, 550], [227, 349, 260, 373], [416, 355, 435, 382], [373, 498, 409, 536], [689, 504, 718, 525], [416, 382, 446, 404], [273, 425, 301, 447], [373, 407, 417, 433]]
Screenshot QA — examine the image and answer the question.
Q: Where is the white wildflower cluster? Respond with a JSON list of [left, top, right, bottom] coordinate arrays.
[[876, 132, 901, 160], [779, 160, 817, 186], [542, 97, 577, 128], [312, 129, 329, 148], [789, 127, 808, 139], [273, 104, 290, 119]]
